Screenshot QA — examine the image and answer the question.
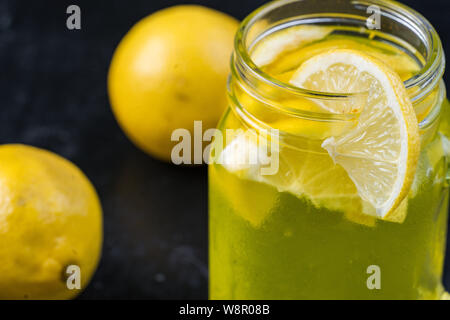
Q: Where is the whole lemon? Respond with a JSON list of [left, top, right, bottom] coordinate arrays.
[[108, 5, 239, 161], [0, 145, 103, 300]]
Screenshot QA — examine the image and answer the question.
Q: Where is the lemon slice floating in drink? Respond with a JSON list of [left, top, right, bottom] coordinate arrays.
[[290, 49, 420, 220]]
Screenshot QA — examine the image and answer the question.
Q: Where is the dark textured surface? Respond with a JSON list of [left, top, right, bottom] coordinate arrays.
[[0, 0, 449, 299]]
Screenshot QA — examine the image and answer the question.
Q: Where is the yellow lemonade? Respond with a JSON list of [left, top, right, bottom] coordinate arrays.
[[209, 0, 449, 299]]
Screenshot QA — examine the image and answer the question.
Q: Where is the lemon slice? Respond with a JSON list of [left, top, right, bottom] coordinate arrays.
[[218, 127, 379, 227], [251, 25, 332, 67], [290, 49, 420, 219]]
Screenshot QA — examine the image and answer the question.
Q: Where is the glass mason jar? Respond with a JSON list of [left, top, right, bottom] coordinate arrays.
[[209, 0, 448, 299]]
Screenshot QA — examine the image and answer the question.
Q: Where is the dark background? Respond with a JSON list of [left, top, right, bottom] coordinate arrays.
[[0, 0, 449, 299]]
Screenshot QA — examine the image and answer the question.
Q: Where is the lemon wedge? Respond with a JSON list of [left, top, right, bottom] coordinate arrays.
[[290, 49, 420, 219]]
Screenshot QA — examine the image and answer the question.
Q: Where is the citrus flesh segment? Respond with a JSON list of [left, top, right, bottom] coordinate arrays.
[[250, 26, 332, 67], [290, 49, 420, 219], [261, 36, 422, 83]]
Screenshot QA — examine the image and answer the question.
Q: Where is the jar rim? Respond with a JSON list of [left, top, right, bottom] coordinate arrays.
[[234, 0, 445, 105]]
